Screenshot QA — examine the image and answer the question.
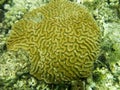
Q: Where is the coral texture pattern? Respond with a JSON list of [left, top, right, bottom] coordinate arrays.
[[6, 0, 101, 83]]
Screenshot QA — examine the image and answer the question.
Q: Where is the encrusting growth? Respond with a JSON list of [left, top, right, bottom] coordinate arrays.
[[6, 0, 101, 84]]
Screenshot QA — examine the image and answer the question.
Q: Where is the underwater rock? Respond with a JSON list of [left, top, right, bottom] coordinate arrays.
[[0, 9, 4, 22], [6, 0, 101, 84], [0, 0, 6, 8], [3, 0, 49, 28], [86, 22, 120, 90], [0, 35, 6, 55], [0, 49, 30, 88]]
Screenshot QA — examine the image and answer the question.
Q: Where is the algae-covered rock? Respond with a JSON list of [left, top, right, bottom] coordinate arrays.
[[0, 0, 6, 6], [102, 22, 120, 65], [3, 0, 49, 28], [0, 49, 30, 88]]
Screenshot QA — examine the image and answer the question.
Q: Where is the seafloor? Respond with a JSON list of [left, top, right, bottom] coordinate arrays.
[[0, 0, 120, 90]]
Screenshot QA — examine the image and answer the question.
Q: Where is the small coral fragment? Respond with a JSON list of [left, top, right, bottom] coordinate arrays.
[[6, 0, 101, 84]]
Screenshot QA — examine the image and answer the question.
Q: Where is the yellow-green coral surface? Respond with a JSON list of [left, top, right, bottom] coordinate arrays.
[[6, 0, 101, 84]]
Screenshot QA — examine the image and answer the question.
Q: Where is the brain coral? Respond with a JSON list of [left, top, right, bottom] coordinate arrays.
[[6, 0, 101, 84]]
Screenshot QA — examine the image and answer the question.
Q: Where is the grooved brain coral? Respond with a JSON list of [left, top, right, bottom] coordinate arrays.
[[6, 0, 101, 83]]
